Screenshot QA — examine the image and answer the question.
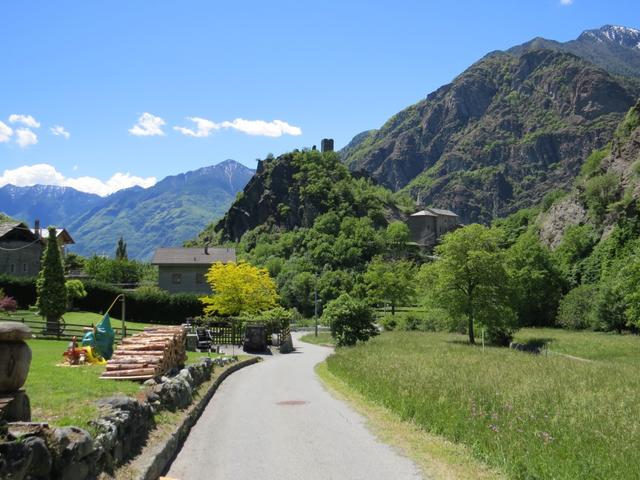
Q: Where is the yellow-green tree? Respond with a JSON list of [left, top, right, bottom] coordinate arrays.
[[201, 261, 278, 316]]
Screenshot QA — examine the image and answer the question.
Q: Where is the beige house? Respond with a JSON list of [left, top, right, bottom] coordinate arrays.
[[151, 247, 236, 294], [407, 208, 459, 248]]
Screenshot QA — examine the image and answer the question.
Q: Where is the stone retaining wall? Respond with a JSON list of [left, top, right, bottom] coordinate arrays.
[[0, 356, 238, 480]]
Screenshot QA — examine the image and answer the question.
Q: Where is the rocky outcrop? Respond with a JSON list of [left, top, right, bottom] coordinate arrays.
[[538, 100, 640, 247], [195, 150, 405, 244], [342, 47, 640, 224]]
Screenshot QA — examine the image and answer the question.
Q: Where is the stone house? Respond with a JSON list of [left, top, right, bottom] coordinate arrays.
[[151, 247, 236, 294], [0, 223, 43, 277], [407, 208, 459, 248], [0, 221, 76, 277]]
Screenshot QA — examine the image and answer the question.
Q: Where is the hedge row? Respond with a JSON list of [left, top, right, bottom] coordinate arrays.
[[0, 276, 203, 324], [76, 281, 203, 325], [0, 275, 37, 308]]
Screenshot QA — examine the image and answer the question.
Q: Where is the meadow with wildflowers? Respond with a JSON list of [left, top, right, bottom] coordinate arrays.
[[325, 330, 640, 479]]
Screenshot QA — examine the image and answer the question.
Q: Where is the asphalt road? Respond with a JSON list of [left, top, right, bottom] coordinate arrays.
[[166, 333, 422, 480]]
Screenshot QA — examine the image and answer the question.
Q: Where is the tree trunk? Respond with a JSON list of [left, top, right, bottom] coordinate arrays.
[[391, 303, 395, 316], [468, 314, 475, 344], [46, 316, 60, 335]]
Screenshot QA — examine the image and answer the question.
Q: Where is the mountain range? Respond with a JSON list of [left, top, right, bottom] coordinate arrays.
[[0, 160, 254, 260], [341, 25, 640, 224]]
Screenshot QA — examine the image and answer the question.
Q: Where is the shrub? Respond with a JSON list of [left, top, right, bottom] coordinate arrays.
[[580, 146, 610, 178], [396, 312, 422, 331], [0, 295, 18, 313], [75, 280, 203, 324], [378, 314, 397, 331], [0, 275, 37, 309], [584, 173, 619, 219], [322, 293, 378, 347], [421, 307, 460, 332], [65, 279, 87, 309], [557, 284, 599, 330]]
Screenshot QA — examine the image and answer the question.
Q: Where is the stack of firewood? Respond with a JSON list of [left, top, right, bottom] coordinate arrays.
[[100, 326, 187, 380]]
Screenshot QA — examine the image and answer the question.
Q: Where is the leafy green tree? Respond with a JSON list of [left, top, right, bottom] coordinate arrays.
[[426, 224, 517, 345], [37, 227, 67, 332], [115, 236, 128, 260], [364, 257, 416, 315], [505, 233, 564, 327], [84, 255, 141, 284], [201, 261, 278, 316], [554, 224, 597, 287], [65, 279, 87, 310], [592, 280, 627, 333], [385, 222, 411, 257], [615, 255, 640, 329], [279, 270, 315, 317], [63, 252, 85, 274], [318, 269, 354, 307], [322, 293, 378, 347], [557, 284, 598, 330]]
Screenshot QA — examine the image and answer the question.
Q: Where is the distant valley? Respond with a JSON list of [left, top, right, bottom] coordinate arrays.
[[0, 160, 254, 260]]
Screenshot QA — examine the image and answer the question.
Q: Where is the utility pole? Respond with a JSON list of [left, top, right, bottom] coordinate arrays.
[[314, 280, 319, 337], [121, 294, 126, 340]]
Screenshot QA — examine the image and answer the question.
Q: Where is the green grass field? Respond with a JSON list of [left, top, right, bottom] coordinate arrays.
[[24, 339, 141, 432], [325, 330, 640, 479]]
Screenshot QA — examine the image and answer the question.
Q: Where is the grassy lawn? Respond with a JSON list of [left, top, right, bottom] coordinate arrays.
[[299, 331, 334, 346], [24, 339, 219, 432], [325, 330, 640, 479], [24, 339, 141, 433]]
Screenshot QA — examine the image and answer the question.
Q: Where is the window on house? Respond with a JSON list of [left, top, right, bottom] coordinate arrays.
[[172, 273, 182, 284], [10, 264, 15, 273], [196, 273, 204, 284], [23, 263, 27, 273]]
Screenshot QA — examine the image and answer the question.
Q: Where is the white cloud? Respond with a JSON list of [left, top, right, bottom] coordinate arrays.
[[0, 121, 13, 143], [128, 112, 166, 136], [173, 117, 218, 137], [174, 117, 302, 138], [50, 125, 71, 139], [0, 164, 157, 197], [560, 0, 573, 5], [15, 129, 38, 148], [8, 114, 41, 128]]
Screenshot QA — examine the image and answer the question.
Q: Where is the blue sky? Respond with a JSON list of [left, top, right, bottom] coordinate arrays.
[[0, 0, 638, 195]]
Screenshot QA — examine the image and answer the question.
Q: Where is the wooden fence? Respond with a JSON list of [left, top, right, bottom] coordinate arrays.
[[373, 306, 427, 319], [199, 320, 291, 346], [0, 316, 145, 341]]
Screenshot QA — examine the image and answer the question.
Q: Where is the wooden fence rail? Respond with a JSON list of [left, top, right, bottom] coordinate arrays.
[[0, 316, 145, 341]]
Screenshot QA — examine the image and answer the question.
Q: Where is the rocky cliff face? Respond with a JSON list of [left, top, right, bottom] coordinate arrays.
[[539, 101, 640, 247], [342, 48, 639, 224]]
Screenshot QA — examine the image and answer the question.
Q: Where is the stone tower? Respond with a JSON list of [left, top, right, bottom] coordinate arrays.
[[321, 138, 334, 153]]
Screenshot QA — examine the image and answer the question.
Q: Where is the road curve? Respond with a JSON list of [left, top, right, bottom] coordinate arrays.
[[166, 333, 422, 480]]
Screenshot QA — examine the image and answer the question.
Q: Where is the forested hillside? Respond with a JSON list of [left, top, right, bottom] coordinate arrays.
[[497, 100, 640, 332], [191, 149, 416, 317]]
